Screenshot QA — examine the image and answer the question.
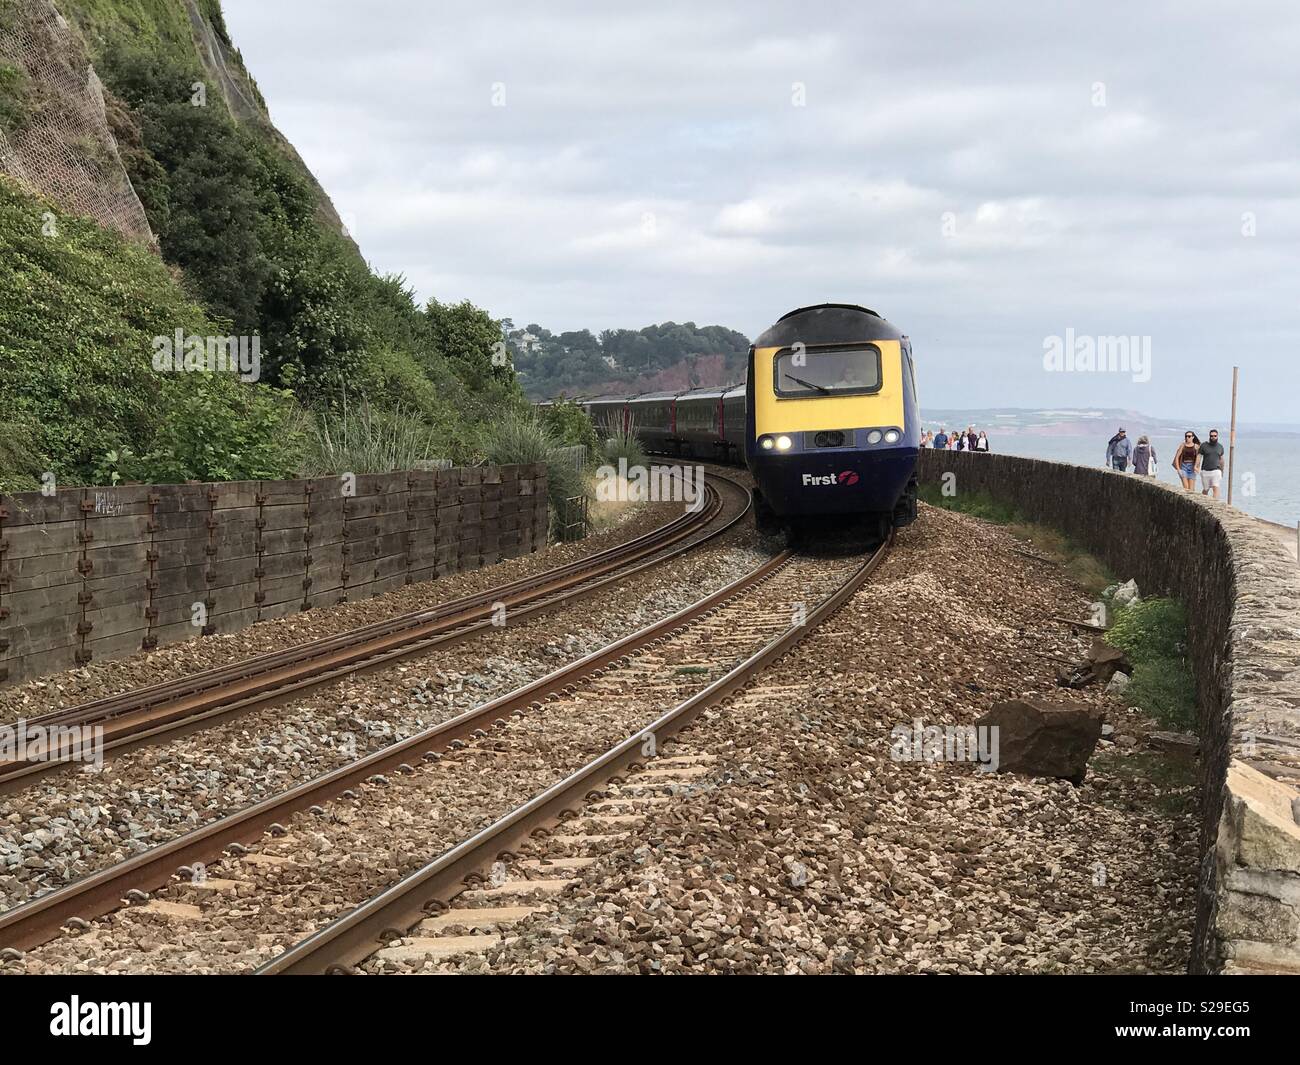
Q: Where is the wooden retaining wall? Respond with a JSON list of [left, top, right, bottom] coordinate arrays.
[[0, 463, 549, 687]]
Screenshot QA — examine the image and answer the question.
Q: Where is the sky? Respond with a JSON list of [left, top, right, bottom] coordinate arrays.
[[221, 0, 1300, 422]]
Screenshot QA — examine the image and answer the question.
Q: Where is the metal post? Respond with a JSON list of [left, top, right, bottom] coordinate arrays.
[[1227, 366, 1239, 505]]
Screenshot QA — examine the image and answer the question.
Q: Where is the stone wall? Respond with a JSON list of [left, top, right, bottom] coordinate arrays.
[[0, 464, 549, 687], [917, 450, 1300, 973]]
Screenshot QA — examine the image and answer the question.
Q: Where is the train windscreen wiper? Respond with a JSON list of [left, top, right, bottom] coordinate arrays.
[[783, 373, 831, 394]]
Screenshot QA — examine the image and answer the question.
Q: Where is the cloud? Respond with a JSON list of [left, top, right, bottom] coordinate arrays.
[[222, 0, 1300, 420]]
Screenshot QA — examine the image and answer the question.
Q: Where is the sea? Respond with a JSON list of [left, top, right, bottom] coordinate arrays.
[[937, 432, 1299, 529]]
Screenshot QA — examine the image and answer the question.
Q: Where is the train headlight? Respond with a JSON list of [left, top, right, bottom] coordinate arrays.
[[866, 430, 883, 445], [760, 436, 775, 450], [776, 435, 793, 451], [884, 429, 901, 444]]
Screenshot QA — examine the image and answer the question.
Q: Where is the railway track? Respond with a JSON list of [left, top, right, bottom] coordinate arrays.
[[254, 535, 892, 974], [353, 739, 729, 972], [0, 529, 890, 966], [0, 472, 749, 794]]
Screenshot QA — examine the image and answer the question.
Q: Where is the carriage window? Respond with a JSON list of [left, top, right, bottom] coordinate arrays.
[[773, 345, 882, 397]]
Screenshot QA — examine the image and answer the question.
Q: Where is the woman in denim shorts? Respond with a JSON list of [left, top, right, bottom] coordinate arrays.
[[1172, 431, 1200, 491]]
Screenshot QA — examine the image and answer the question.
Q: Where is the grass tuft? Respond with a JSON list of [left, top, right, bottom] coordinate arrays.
[[484, 408, 587, 538], [599, 416, 647, 469], [303, 402, 443, 475], [918, 484, 1113, 595]]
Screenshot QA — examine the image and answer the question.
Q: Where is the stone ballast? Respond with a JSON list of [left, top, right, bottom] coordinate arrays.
[[917, 450, 1300, 974]]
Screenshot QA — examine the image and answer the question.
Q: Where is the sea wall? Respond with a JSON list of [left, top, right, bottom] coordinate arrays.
[[917, 450, 1300, 974], [0, 464, 549, 687]]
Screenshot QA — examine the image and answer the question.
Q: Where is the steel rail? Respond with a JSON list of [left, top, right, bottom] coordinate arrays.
[[255, 532, 894, 975]]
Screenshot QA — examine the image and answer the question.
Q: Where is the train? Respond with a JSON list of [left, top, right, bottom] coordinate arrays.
[[563, 303, 920, 540]]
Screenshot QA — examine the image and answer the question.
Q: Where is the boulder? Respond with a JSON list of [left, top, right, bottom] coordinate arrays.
[[1104, 671, 1131, 695], [975, 698, 1105, 785], [1088, 638, 1132, 683], [1113, 578, 1141, 608], [1148, 730, 1200, 760], [1055, 640, 1132, 689]]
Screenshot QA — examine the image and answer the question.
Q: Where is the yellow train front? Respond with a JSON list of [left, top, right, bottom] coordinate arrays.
[[746, 303, 920, 539]]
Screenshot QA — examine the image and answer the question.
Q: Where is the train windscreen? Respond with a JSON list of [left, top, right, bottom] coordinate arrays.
[[773, 344, 882, 398]]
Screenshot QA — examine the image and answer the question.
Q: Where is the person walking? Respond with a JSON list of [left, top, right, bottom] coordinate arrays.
[[1105, 427, 1132, 471], [1199, 428, 1226, 498], [975, 430, 990, 452], [1172, 431, 1200, 490], [1131, 435, 1157, 476]]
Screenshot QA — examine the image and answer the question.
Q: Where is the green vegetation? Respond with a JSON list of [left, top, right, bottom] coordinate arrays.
[[0, 59, 26, 134], [0, 2, 529, 490], [484, 409, 586, 535], [539, 398, 600, 455], [0, 176, 302, 489], [919, 484, 1020, 524], [918, 484, 1112, 594], [304, 402, 444, 477], [599, 420, 648, 469], [0, 0, 704, 551], [510, 320, 749, 397], [1105, 597, 1196, 729], [919, 482, 1197, 729], [62, 0, 230, 73]]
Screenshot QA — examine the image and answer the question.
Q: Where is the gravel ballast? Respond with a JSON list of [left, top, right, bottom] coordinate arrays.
[[8, 551, 856, 973], [6, 501, 1198, 975], [375, 504, 1200, 975]]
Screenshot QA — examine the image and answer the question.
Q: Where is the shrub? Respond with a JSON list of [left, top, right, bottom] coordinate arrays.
[[99, 45, 270, 328], [600, 417, 647, 469], [426, 297, 515, 392], [540, 398, 600, 459], [0, 420, 42, 492], [484, 409, 587, 538], [0, 177, 295, 485], [0, 60, 26, 134], [1105, 597, 1187, 665], [136, 375, 304, 483], [303, 401, 445, 476], [1106, 597, 1196, 729]]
